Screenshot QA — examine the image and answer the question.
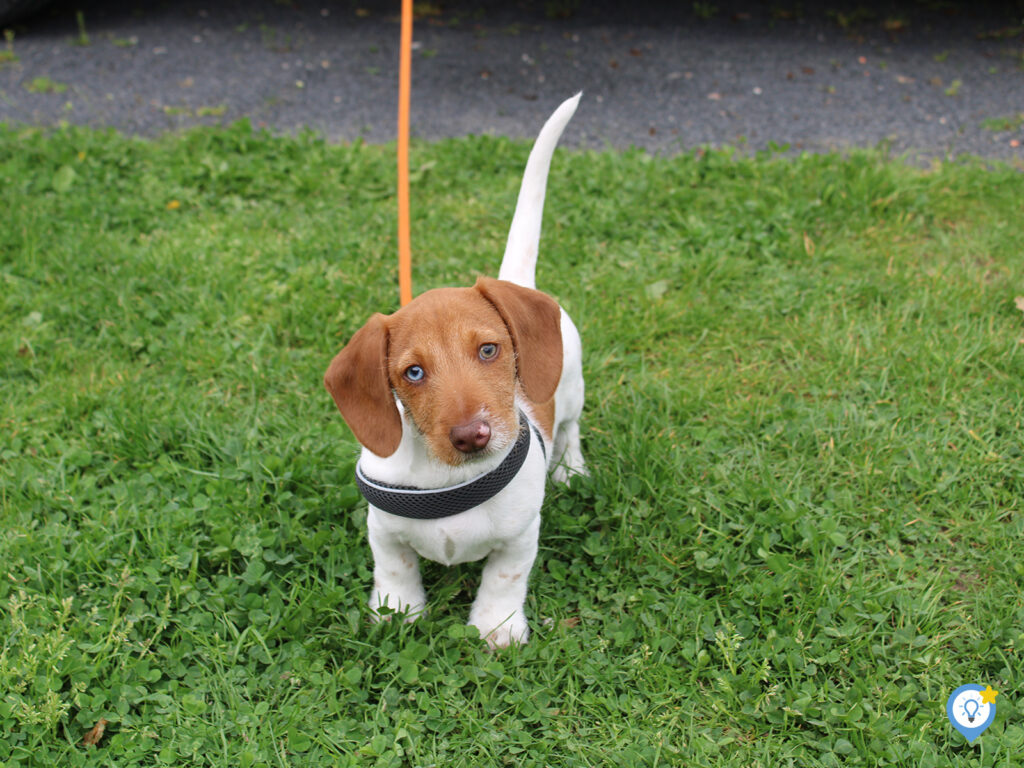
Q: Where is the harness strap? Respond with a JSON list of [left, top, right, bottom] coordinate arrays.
[[355, 412, 545, 519]]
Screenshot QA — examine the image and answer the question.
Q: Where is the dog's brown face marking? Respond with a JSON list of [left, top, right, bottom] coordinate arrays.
[[387, 287, 519, 467], [325, 277, 562, 461]]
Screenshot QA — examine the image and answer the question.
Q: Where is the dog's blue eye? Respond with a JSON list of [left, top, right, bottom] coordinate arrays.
[[479, 343, 499, 361], [404, 365, 425, 383]]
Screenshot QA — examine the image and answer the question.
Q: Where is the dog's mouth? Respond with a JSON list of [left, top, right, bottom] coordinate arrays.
[[443, 423, 515, 466], [432, 419, 518, 467], [399, 400, 518, 467]]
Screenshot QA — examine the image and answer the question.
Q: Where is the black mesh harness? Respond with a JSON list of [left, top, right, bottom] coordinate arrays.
[[355, 411, 545, 519]]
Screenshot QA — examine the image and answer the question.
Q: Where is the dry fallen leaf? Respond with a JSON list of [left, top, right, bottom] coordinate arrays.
[[83, 719, 109, 747], [1014, 296, 1024, 314], [560, 617, 581, 628], [803, 232, 816, 256]]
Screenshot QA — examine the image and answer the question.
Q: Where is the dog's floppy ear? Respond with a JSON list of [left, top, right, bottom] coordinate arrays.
[[324, 313, 403, 457], [475, 276, 563, 403]]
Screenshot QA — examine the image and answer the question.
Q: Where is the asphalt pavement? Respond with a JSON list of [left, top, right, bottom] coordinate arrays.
[[1, 0, 1022, 160]]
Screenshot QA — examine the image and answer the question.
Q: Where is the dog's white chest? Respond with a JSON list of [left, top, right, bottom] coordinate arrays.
[[392, 515, 505, 566], [366, 444, 547, 566]]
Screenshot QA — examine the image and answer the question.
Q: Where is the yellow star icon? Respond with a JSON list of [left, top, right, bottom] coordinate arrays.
[[980, 685, 1000, 704]]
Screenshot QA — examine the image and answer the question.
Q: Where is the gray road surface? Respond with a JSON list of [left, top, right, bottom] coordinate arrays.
[[1, 1, 1023, 159]]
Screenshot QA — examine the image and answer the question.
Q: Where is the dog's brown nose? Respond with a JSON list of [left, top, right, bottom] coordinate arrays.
[[450, 420, 491, 453]]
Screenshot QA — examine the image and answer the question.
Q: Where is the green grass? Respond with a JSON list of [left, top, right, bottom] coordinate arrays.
[[2, 121, 1023, 767], [981, 114, 1024, 133]]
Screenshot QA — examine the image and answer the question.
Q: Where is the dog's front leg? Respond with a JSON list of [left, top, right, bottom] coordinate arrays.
[[366, 513, 427, 622], [468, 517, 540, 649]]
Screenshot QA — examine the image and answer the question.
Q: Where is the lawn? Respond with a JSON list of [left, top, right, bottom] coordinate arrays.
[[1, 121, 1023, 767]]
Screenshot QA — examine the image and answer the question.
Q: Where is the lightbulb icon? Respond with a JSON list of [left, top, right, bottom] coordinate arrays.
[[963, 698, 980, 723], [947, 684, 998, 743]]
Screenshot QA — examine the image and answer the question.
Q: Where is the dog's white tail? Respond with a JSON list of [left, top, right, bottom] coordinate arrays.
[[498, 92, 581, 289]]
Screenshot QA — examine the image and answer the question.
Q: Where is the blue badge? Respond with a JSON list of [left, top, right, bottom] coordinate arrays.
[[947, 684, 998, 743]]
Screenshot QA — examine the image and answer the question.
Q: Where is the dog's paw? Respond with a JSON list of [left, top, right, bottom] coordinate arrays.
[[468, 609, 529, 649], [368, 586, 426, 624]]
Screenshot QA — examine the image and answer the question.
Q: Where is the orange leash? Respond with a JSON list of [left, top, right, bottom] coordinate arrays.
[[397, 0, 414, 307]]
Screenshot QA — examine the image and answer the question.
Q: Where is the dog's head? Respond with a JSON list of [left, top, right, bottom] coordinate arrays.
[[325, 277, 562, 465]]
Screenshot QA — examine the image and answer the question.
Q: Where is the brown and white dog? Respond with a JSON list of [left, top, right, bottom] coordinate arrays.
[[324, 94, 585, 648]]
